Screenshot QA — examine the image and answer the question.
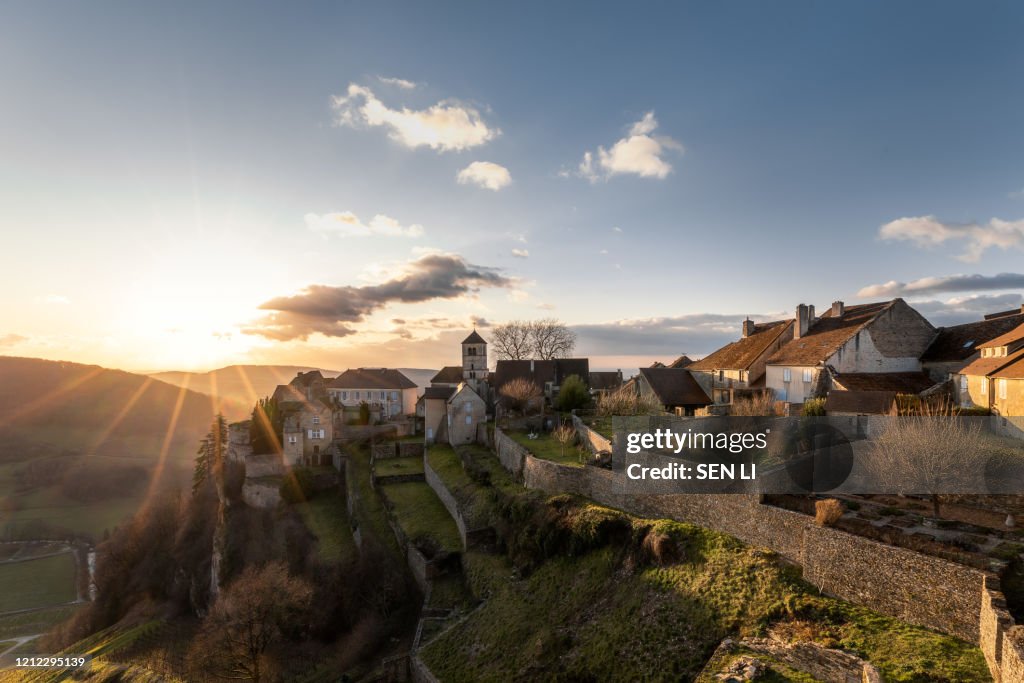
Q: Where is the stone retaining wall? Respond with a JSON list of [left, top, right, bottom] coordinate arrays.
[[492, 428, 1024, 682], [571, 413, 612, 455]]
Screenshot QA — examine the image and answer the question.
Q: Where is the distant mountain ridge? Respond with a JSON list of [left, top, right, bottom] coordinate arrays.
[[149, 365, 439, 416]]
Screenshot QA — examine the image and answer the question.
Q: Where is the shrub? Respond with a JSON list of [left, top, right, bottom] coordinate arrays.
[[554, 374, 590, 412], [731, 391, 776, 416], [815, 499, 844, 527], [501, 378, 543, 413], [802, 398, 826, 417], [281, 467, 317, 504], [596, 385, 663, 417]]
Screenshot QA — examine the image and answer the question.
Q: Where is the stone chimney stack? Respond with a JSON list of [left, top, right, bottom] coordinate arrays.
[[795, 304, 810, 339], [831, 301, 845, 318], [742, 318, 756, 338]]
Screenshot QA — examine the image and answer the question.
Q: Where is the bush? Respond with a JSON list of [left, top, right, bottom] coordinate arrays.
[[815, 499, 844, 527], [802, 398, 826, 417], [554, 374, 590, 412]]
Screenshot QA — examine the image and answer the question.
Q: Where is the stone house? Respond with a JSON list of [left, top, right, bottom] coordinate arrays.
[[588, 370, 623, 398], [271, 379, 334, 466], [955, 322, 1024, 415], [417, 382, 486, 445], [635, 367, 712, 416], [689, 318, 794, 403], [920, 305, 1024, 383], [327, 368, 418, 420], [764, 300, 936, 405]]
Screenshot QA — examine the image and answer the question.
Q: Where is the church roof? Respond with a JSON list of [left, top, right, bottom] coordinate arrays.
[[462, 330, 487, 345]]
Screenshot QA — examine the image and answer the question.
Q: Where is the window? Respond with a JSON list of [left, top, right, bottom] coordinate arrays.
[[783, 368, 792, 382], [391, 391, 398, 401], [802, 369, 813, 383], [465, 415, 472, 425], [981, 377, 988, 394], [341, 391, 348, 400], [380, 391, 386, 400], [465, 402, 472, 413], [288, 435, 297, 444], [960, 375, 968, 392], [354, 391, 360, 400], [999, 379, 1008, 400], [312, 416, 320, 425], [718, 371, 724, 382]]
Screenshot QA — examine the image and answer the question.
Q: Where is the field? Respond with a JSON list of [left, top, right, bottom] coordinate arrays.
[[373, 455, 424, 478], [506, 430, 585, 467], [379, 481, 461, 553], [294, 493, 358, 564], [0, 553, 78, 613]]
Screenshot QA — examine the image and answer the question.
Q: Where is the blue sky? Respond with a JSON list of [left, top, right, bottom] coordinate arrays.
[[2, 1, 1024, 371]]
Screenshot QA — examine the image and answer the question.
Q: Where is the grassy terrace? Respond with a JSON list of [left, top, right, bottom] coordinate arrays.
[[0, 552, 78, 612], [294, 493, 358, 564], [506, 430, 585, 467], [425, 445, 514, 528], [346, 446, 401, 555], [379, 481, 462, 553], [374, 455, 424, 478], [421, 497, 990, 683]]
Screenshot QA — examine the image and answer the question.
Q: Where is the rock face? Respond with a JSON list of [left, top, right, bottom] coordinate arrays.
[[700, 636, 882, 683]]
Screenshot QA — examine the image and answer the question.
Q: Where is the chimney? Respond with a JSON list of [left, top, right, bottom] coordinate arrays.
[[794, 304, 810, 339], [831, 301, 845, 318], [742, 318, 755, 338], [530, 359, 535, 373]]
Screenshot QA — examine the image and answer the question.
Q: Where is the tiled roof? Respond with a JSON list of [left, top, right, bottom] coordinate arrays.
[[290, 370, 325, 387], [689, 320, 793, 372], [992, 355, 1024, 379], [959, 347, 1024, 377], [431, 366, 464, 384], [978, 322, 1024, 350], [493, 359, 590, 390], [667, 355, 695, 369], [421, 386, 456, 400], [328, 368, 416, 390], [639, 368, 711, 407], [921, 313, 1024, 362], [589, 371, 622, 391], [462, 330, 487, 345], [766, 302, 896, 366], [825, 390, 897, 415], [830, 371, 936, 394]]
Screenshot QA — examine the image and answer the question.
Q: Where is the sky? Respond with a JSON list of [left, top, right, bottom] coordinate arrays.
[[2, 1, 1024, 374]]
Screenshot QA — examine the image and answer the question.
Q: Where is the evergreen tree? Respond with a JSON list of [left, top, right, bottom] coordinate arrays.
[[193, 413, 228, 494]]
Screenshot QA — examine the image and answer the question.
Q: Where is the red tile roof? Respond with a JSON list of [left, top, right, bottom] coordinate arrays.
[[978, 322, 1024, 350], [959, 347, 1024, 377], [689, 320, 793, 372], [766, 301, 896, 366], [830, 371, 936, 394], [431, 366, 464, 384]]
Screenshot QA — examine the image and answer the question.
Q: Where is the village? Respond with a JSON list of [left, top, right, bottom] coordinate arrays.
[[219, 296, 1024, 683]]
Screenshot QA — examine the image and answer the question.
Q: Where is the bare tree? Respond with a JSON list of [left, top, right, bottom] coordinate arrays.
[[552, 423, 577, 460], [530, 318, 577, 360], [188, 562, 314, 681], [500, 377, 542, 413], [861, 417, 989, 517], [491, 320, 533, 360], [596, 384, 663, 417]]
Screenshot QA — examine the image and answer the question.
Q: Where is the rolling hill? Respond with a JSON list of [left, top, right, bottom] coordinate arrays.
[[0, 356, 223, 540]]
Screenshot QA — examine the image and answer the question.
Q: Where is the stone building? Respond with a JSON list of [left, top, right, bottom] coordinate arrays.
[[327, 368, 418, 420], [493, 358, 590, 404], [688, 318, 794, 403], [955, 322, 1024, 415], [271, 375, 334, 466], [920, 305, 1024, 383], [417, 382, 486, 445], [764, 300, 936, 405]]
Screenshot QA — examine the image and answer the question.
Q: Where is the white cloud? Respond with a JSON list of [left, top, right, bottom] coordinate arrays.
[[457, 161, 512, 191], [575, 112, 683, 182], [1008, 187, 1024, 199], [857, 272, 1024, 298], [506, 232, 527, 243], [599, 249, 608, 255], [37, 294, 70, 305], [612, 226, 622, 233], [378, 76, 418, 89], [331, 83, 499, 152], [879, 215, 1024, 262], [305, 211, 424, 238], [511, 248, 529, 258], [507, 289, 530, 302]]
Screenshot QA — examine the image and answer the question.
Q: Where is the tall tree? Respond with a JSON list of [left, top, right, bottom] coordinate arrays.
[[250, 397, 282, 454], [491, 320, 532, 360], [530, 318, 577, 360], [193, 414, 228, 495]]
